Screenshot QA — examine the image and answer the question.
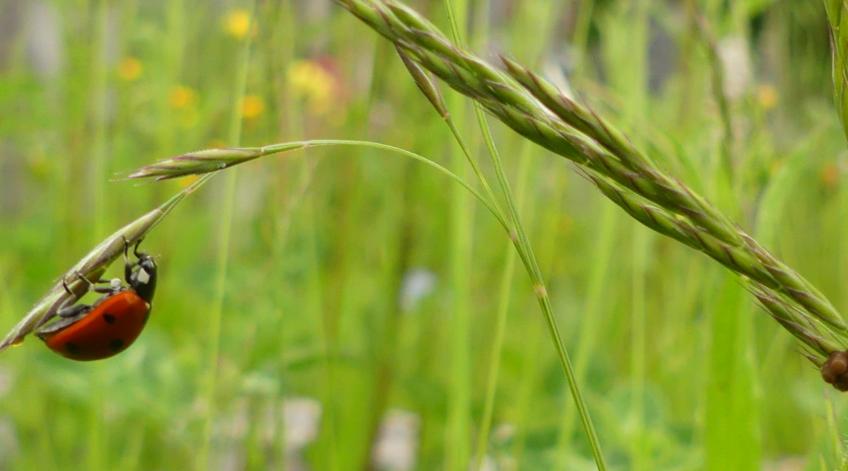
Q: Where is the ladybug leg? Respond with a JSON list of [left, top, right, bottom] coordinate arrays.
[[53, 275, 87, 312], [123, 236, 137, 281], [74, 270, 110, 288], [53, 276, 84, 311], [133, 238, 146, 259], [74, 270, 121, 295], [57, 303, 91, 319], [92, 284, 117, 294], [62, 277, 73, 296], [74, 270, 103, 286]]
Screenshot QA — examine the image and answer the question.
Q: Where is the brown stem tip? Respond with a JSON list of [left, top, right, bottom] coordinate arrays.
[[821, 351, 848, 391]]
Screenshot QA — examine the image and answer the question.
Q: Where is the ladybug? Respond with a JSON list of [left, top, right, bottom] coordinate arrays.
[[36, 239, 157, 361]]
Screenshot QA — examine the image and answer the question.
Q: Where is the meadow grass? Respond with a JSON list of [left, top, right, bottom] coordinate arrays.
[[3, 1, 848, 470]]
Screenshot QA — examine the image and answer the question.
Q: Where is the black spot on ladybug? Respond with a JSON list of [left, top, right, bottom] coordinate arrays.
[[65, 342, 80, 354], [103, 313, 117, 324], [109, 338, 125, 352]]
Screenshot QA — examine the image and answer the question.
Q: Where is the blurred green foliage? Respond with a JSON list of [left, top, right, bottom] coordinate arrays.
[[0, 0, 846, 469]]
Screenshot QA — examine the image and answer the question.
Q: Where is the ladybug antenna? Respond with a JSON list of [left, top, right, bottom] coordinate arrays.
[[132, 239, 146, 259]]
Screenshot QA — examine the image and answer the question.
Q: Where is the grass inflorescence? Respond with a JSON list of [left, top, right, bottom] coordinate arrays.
[[334, 0, 848, 375]]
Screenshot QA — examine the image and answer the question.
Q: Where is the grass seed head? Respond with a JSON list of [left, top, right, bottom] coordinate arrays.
[[335, 0, 848, 386]]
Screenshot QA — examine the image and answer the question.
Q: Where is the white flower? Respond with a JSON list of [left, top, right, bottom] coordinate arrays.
[[284, 397, 322, 452], [373, 409, 419, 471], [718, 36, 752, 100], [400, 269, 437, 312]]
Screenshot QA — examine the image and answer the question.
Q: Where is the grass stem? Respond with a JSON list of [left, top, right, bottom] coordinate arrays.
[[441, 1, 607, 468], [198, 4, 255, 469]]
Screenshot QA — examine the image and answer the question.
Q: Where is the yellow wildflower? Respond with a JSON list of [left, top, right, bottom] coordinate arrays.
[[241, 95, 265, 120], [224, 9, 253, 39], [169, 85, 197, 110], [756, 84, 778, 111], [117, 57, 143, 81], [288, 60, 336, 115]]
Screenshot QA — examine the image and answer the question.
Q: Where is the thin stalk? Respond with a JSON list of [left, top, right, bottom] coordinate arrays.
[[607, 3, 650, 468], [573, 0, 596, 76], [444, 120, 505, 219], [87, 1, 110, 470], [153, 0, 186, 203], [473, 244, 515, 470], [360, 162, 415, 471], [630, 229, 648, 471], [443, 1, 473, 468], [263, 142, 507, 229], [273, 1, 298, 466], [473, 140, 534, 470], [695, 13, 735, 181], [471, 2, 556, 464], [480, 110, 607, 471], [198, 4, 255, 469], [555, 205, 616, 465], [511, 316, 546, 465], [131, 139, 509, 231], [441, 1, 607, 468], [825, 394, 845, 467], [697, 7, 759, 468]]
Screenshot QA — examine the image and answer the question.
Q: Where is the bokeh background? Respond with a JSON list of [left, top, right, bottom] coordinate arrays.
[[0, 0, 846, 469]]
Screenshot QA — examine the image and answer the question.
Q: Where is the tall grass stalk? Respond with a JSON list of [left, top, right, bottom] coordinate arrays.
[[274, 3, 303, 419], [441, 0, 607, 467], [825, 0, 848, 144], [151, 0, 187, 205], [474, 239, 515, 470], [555, 206, 616, 464], [472, 140, 536, 469], [510, 157, 563, 467], [471, 2, 558, 466], [603, 5, 651, 468], [824, 394, 846, 467], [429, 0, 606, 467], [630, 229, 649, 470], [695, 8, 761, 467], [198, 4, 255, 469], [442, 2, 476, 470], [86, 2, 112, 470]]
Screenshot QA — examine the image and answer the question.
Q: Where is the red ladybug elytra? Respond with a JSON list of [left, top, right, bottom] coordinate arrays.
[[36, 239, 158, 361]]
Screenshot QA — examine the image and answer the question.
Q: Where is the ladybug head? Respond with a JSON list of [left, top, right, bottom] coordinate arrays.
[[130, 253, 158, 304]]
